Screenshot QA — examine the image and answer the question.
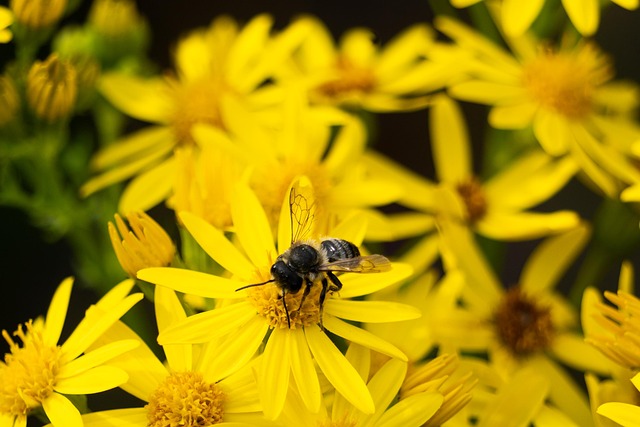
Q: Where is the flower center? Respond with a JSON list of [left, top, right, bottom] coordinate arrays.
[[0, 321, 62, 417], [146, 371, 225, 427], [314, 56, 376, 103], [522, 43, 611, 120], [168, 77, 227, 144], [494, 287, 554, 356], [246, 280, 326, 329], [456, 177, 487, 224]]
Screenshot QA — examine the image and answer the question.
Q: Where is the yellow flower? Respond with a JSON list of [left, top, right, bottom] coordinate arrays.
[[365, 94, 579, 272], [0, 277, 143, 427], [0, 7, 13, 43], [108, 211, 175, 277], [277, 344, 445, 427], [81, 14, 311, 213], [284, 16, 454, 111], [71, 285, 266, 427], [88, 0, 143, 38], [438, 220, 611, 425], [138, 177, 417, 419], [0, 74, 19, 126], [450, 0, 639, 36], [10, 0, 66, 29], [437, 17, 640, 197]]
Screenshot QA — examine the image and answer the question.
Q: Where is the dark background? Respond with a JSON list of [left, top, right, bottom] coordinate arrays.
[[1, 3, 639, 418]]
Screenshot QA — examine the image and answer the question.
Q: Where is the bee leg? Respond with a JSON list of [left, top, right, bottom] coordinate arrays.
[[298, 279, 312, 311], [325, 271, 343, 292], [318, 276, 329, 330], [280, 289, 291, 329]]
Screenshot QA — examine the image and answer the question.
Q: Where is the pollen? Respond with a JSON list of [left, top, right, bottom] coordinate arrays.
[[586, 290, 640, 369], [315, 56, 376, 104], [522, 43, 612, 120], [494, 287, 554, 356], [0, 321, 62, 417], [167, 77, 227, 144], [146, 371, 226, 427], [246, 281, 326, 329], [456, 177, 487, 224]]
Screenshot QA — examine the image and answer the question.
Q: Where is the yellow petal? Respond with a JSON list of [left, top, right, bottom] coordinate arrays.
[[477, 367, 548, 427], [80, 408, 148, 427], [597, 402, 640, 427], [430, 95, 471, 184], [42, 393, 82, 427], [55, 366, 128, 394], [95, 279, 135, 310], [485, 152, 577, 210], [612, 0, 639, 9], [489, 101, 538, 129], [337, 263, 413, 298], [360, 358, 407, 426], [324, 300, 421, 323], [179, 211, 254, 279], [227, 14, 273, 91], [90, 126, 174, 171], [305, 324, 375, 414], [332, 344, 370, 420], [58, 339, 139, 379], [232, 182, 276, 268], [61, 293, 143, 362], [449, 81, 525, 104], [259, 328, 291, 420], [290, 328, 322, 413], [154, 286, 191, 372], [401, 234, 440, 275], [376, 392, 443, 427], [199, 315, 268, 383], [331, 178, 404, 207], [477, 210, 580, 241], [375, 24, 433, 81], [99, 74, 172, 123], [568, 136, 618, 197], [323, 314, 407, 361], [43, 277, 73, 346], [118, 158, 176, 214], [549, 333, 613, 374], [520, 224, 589, 294], [562, 0, 599, 36], [501, 0, 545, 37], [137, 267, 245, 299], [157, 302, 256, 344], [341, 28, 376, 68]]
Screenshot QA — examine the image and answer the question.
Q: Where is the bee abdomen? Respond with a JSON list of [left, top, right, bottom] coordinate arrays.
[[321, 238, 360, 262]]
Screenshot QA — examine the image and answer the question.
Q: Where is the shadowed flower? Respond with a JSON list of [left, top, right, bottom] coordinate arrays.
[[0, 278, 142, 427], [137, 178, 417, 419]]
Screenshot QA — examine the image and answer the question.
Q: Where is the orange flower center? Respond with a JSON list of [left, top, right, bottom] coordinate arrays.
[[456, 177, 487, 224], [315, 56, 376, 103]]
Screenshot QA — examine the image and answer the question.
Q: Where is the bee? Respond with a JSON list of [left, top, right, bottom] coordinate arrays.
[[236, 186, 391, 328]]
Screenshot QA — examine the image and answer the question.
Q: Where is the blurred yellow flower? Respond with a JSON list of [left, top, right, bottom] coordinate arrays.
[[10, 0, 66, 29], [450, 0, 639, 36], [438, 220, 611, 425], [437, 17, 640, 197], [73, 286, 267, 427], [284, 16, 456, 111], [0, 7, 13, 43], [0, 278, 142, 427], [138, 178, 417, 419], [81, 14, 310, 213], [26, 54, 77, 123]]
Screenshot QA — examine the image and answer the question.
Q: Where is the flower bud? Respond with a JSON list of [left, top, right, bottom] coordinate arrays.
[[0, 75, 20, 126], [10, 0, 66, 29], [26, 53, 77, 123]]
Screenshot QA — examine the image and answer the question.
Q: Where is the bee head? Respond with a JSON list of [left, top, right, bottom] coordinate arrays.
[[271, 260, 304, 293]]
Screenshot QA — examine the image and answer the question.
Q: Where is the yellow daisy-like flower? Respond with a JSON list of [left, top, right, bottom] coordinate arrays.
[[0, 277, 143, 427], [284, 15, 455, 112], [138, 178, 417, 419], [71, 285, 266, 427], [0, 7, 13, 43], [438, 220, 612, 425], [199, 94, 404, 233], [365, 94, 579, 272], [450, 0, 639, 36], [81, 14, 310, 213], [277, 344, 445, 427], [596, 372, 640, 427], [437, 17, 640, 197]]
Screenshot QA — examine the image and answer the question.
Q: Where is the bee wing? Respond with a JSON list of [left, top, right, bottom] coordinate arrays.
[[319, 254, 392, 273], [289, 185, 316, 244]]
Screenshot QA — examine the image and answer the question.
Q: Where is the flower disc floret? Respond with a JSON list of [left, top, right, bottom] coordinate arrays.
[[146, 371, 225, 427], [0, 321, 62, 417], [247, 281, 325, 329]]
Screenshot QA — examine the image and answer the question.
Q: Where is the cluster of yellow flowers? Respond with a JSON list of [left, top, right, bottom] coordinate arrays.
[[2, 1, 640, 426]]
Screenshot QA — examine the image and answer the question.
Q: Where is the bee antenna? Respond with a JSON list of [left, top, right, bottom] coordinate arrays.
[[235, 279, 275, 292]]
